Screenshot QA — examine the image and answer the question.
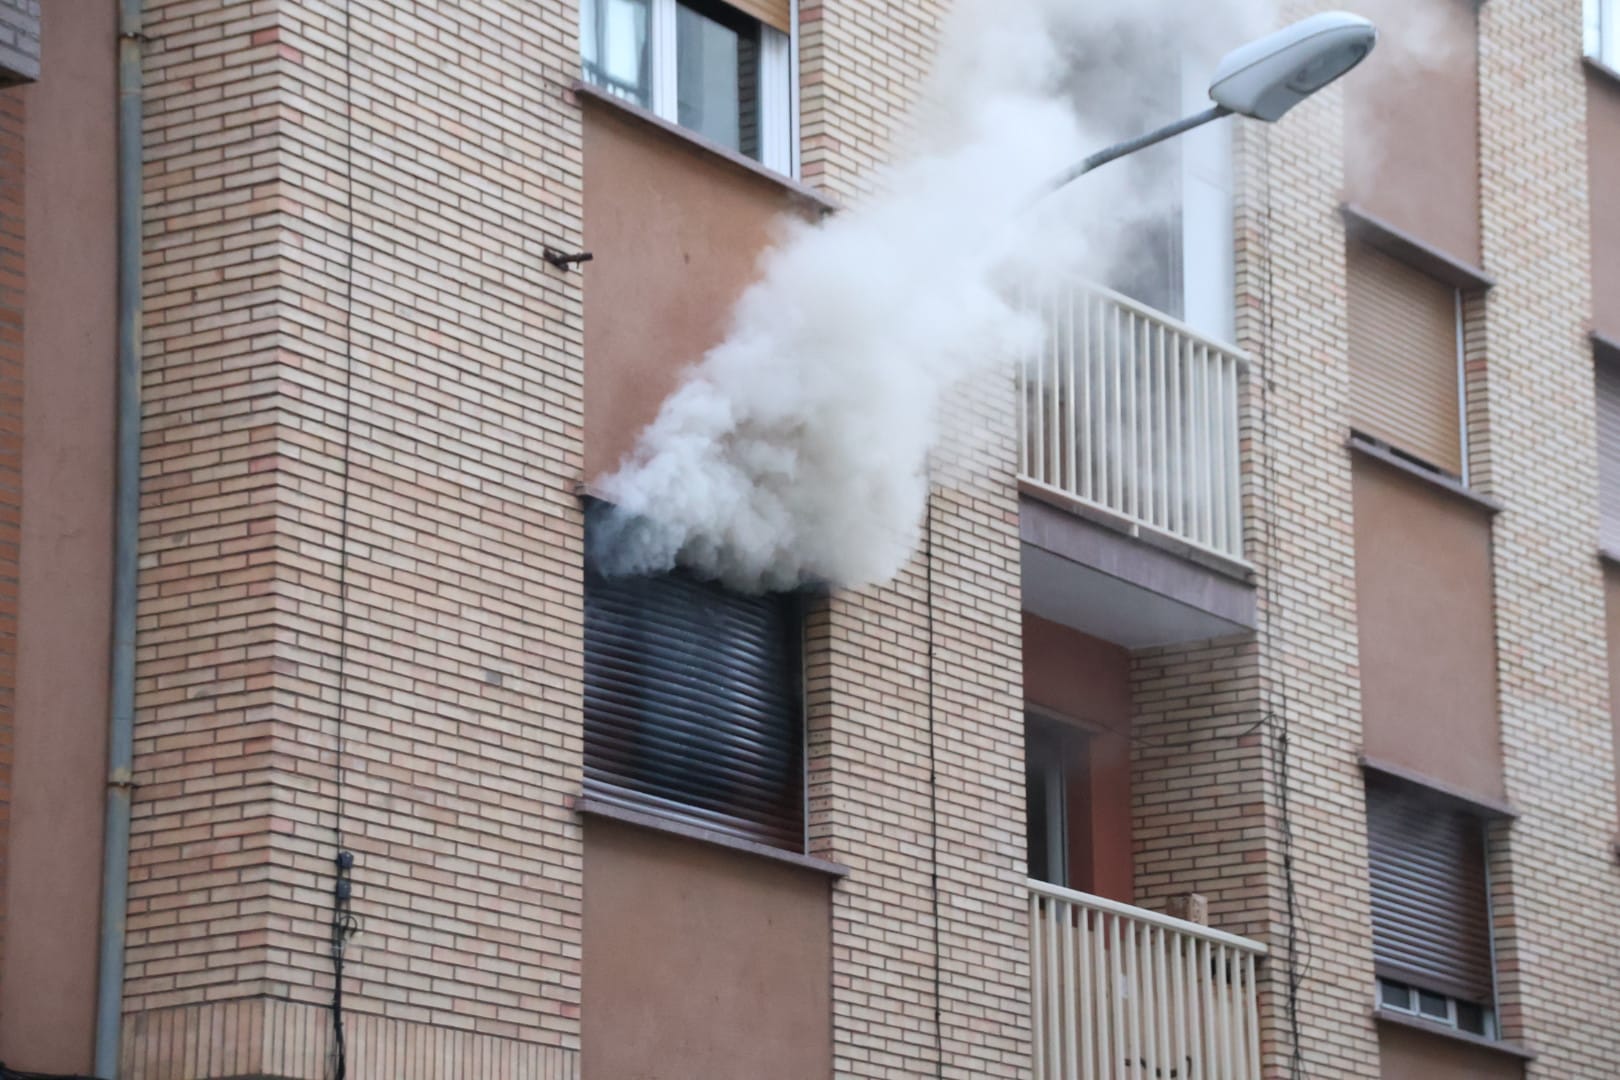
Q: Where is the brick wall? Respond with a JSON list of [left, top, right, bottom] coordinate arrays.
[[1476, 2, 1620, 1073], [127, 0, 585, 1073], [1131, 43, 1382, 1080], [0, 84, 21, 1007], [799, 3, 1029, 1075], [0, 0, 38, 86]]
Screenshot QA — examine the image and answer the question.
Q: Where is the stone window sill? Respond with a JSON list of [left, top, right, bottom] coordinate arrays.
[[574, 795, 851, 879], [571, 80, 839, 216], [1347, 435, 1503, 515], [1374, 1008, 1537, 1062]]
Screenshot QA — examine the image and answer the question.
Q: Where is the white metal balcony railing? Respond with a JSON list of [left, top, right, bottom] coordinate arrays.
[[1030, 881, 1267, 1080], [1018, 283, 1248, 563]]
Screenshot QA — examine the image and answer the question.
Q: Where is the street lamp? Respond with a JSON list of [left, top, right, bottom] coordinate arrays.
[[1040, 11, 1377, 196]]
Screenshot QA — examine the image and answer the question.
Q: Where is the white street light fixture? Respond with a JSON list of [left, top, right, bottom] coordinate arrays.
[[1040, 11, 1377, 197]]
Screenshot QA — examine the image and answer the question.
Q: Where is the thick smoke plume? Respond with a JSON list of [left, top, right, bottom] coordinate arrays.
[[594, 0, 1271, 593]]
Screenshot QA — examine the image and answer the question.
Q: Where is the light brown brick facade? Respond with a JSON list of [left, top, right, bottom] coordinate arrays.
[[1476, 2, 1620, 1071], [0, 1, 1617, 1078]]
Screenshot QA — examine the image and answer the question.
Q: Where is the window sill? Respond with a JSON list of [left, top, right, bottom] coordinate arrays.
[[571, 81, 840, 217], [1586, 54, 1620, 90], [1374, 1008, 1537, 1061], [1341, 203, 1494, 291], [1347, 436, 1503, 515], [574, 795, 851, 879]]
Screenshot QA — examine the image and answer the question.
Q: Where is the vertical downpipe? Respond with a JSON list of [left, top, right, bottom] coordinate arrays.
[[95, 1, 143, 1076]]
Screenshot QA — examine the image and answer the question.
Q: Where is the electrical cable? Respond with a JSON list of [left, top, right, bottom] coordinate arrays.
[[327, 0, 363, 1076], [1256, 121, 1309, 1080], [924, 479, 944, 1079], [0, 1065, 101, 1080]]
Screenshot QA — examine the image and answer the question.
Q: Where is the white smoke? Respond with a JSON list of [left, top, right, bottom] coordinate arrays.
[[593, 0, 1273, 593]]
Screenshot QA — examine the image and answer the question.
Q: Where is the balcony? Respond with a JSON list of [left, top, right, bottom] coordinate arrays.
[[1017, 283, 1256, 648], [1030, 882, 1267, 1080]]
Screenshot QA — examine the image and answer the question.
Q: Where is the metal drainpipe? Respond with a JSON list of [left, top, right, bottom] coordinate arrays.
[[94, 0, 143, 1076]]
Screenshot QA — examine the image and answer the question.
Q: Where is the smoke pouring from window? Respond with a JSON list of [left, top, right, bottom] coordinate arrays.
[[592, 0, 1273, 592]]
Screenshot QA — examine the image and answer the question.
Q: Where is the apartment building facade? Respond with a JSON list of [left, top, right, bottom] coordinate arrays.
[[0, 1, 1618, 1079]]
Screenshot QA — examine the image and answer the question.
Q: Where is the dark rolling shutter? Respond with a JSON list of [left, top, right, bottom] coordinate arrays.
[[1595, 356, 1620, 552], [584, 566, 804, 850], [1348, 242, 1464, 476], [1366, 779, 1494, 1004]]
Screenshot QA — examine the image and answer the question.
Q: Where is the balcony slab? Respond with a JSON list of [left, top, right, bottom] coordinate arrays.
[[1020, 493, 1256, 648]]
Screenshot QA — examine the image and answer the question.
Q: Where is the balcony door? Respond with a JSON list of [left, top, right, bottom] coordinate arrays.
[[1025, 713, 1133, 901]]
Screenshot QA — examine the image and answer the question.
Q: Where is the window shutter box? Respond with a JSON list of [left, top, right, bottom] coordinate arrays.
[[584, 566, 804, 850], [1367, 780, 1494, 1004], [1348, 243, 1464, 476], [1595, 357, 1620, 551], [727, 0, 791, 33]]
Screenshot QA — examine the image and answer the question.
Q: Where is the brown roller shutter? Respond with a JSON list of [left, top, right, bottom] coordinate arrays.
[[1596, 357, 1620, 552], [1348, 243, 1464, 475], [726, 0, 791, 33], [1366, 779, 1494, 1004]]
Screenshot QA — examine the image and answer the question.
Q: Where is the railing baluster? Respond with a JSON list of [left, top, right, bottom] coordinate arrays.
[[1243, 953, 1261, 1080], [1062, 895, 1078, 1079], [1033, 895, 1046, 1079], [1079, 906, 1095, 1080]]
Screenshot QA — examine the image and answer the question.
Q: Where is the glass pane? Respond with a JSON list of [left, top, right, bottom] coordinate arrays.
[[1417, 990, 1449, 1019], [1026, 756, 1052, 884], [1455, 1000, 1488, 1036], [1378, 979, 1413, 1011], [676, 1, 760, 158], [583, 0, 651, 107]]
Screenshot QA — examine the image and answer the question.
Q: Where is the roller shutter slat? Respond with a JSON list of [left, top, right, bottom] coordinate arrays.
[[1367, 779, 1494, 1004], [1349, 244, 1464, 475], [1595, 359, 1620, 551], [724, 0, 792, 33], [583, 555, 803, 852]]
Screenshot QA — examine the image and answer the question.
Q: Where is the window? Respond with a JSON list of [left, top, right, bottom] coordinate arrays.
[[1025, 717, 1069, 886], [1595, 353, 1620, 552], [581, 0, 796, 173], [1347, 242, 1467, 478], [1366, 779, 1498, 1038], [583, 512, 805, 850], [1093, 52, 1235, 343], [1590, 0, 1619, 69]]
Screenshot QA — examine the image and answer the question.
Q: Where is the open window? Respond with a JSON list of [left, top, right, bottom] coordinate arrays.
[[1025, 713, 1133, 901], [581, 0, 797, 174]]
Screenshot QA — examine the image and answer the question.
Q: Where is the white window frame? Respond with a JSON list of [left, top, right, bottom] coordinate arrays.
[[1591, 0, 1619, 69], [585, 0, 800, 177], [1377, 977, 1499, 1040], [1178, 52, 1236, 345]]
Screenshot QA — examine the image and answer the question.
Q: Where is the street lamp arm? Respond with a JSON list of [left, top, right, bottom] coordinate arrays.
[[1036, 104, 1233, 203]]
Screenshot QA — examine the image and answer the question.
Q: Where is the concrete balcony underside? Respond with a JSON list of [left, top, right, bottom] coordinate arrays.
[[1021, 491, 1256, 649]]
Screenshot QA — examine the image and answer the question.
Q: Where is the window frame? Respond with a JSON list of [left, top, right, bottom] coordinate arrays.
[[1590, 0, 1619, 69], [582, 0, 800, 176], [1378, 977, 1499, 1040], [581, 505, 811, 852], [1365, 779, 1502, 1037]]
